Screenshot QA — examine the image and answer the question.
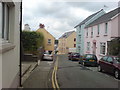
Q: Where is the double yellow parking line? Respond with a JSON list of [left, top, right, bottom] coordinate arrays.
[[52, 57, 60, 90]]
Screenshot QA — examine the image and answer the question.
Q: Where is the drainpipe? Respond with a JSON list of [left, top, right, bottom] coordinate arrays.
[[19, 0, 22, 87]]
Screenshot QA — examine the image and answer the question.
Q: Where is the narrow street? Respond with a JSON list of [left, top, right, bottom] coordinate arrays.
[[23, 54, 119, 89], [57, 54, 119, 88]]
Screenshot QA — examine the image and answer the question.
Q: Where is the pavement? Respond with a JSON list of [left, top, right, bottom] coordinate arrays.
[[21, 61, 39, 85], [22, 60, 54, 88]]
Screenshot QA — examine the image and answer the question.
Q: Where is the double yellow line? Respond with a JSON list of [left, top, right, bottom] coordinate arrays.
[[52, 57, 60, 90]]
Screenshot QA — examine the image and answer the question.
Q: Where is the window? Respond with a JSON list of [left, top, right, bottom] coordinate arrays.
[[74, 44, 76, 47], [100, 42, 106, 55], [74, 38, 76, 42], [1, 3, 9, 40], [87, 42, 90, 51], [79, 26, 81, 33], [86, 28, 88, 37], [105, 23, 108, 34], [91, 27, 93, 37], [97, 24, 100, 35], [107, 57, 113, 62], [79, 35, 81, 43], [101, 56, 108, 61], [48, 39, 51, 44]]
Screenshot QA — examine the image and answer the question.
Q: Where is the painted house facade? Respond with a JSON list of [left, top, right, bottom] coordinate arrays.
[[58, 31, 76, 54], [84, 7, 120, 60], [0, 1, 21, 88], [36, 24, 55, 53], [75, 9, 105, 55]]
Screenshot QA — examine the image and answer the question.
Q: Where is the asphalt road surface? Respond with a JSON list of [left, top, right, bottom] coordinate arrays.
[[57, 54, 119, 88], [22, 54, 120, 89]]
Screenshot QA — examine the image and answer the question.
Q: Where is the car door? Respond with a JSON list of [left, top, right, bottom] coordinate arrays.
[[100, 56, 108, 71], [105, 57, 114, 73]]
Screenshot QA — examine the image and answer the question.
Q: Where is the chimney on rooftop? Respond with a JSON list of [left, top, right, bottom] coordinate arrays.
[[39, 23, 45, 28]]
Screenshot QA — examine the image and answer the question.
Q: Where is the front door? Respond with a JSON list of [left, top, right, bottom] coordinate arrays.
[[93, 42, 96, 55]]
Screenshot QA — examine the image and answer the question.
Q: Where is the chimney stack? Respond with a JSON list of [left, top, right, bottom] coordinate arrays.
[[39, 23, 45, 28]]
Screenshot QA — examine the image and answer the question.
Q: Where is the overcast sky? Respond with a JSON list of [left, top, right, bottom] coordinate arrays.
[[22, 0, 119, 39]]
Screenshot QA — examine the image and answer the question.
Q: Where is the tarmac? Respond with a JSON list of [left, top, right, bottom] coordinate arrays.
[[21, 60, 40, 85]]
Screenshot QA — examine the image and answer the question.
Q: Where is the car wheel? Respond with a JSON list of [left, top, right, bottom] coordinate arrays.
[[98, 65, 102, 72], [78, 61, 80, 64], [115, 70, 120, 79]]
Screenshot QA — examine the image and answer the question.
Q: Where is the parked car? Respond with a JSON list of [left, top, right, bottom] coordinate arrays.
[[79, 54, 98, 66], [42, 51, 53, 61], [68, 52, 72, 59], [69, 53, 80, 61], [97, 56, 120, 79]]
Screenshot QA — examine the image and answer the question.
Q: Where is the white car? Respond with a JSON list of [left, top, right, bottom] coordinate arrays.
[[43, 52, 53, 60]]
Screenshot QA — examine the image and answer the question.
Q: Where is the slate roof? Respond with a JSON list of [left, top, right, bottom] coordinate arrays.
[[74, 9, 104, 28], [59, 31, 75, 39], [85, 7, 120, 28]]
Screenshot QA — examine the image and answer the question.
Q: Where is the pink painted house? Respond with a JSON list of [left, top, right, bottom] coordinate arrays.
[[84, 7, 120, 60]]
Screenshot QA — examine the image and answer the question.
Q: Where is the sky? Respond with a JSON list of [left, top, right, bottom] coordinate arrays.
[[22, 0, 119, 39]]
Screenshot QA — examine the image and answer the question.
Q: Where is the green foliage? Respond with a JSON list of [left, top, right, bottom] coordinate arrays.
[[108, 37, 120, 56], [22, 31, 44, 55]]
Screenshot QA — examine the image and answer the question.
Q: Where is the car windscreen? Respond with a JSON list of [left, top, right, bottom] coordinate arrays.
[[85, 54, 96, 59], [73, 53, 80, 56]]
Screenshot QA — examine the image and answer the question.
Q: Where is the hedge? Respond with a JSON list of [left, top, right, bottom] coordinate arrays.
[[22, 31, 44, 55]]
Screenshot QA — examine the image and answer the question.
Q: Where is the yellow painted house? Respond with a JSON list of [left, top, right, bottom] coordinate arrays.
[[58, 31, 76, 54], [36, 24, 55, 53]]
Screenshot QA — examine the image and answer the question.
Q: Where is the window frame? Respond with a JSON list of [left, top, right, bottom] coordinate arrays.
[[87, 42, 90, 51], [105, 22, 108, 34], [100, 42, 106, 55], [91, 27, 93, 37], [97, 24, 100, 35], [2, 2, 10, 41], [48, 39, 51, 44]]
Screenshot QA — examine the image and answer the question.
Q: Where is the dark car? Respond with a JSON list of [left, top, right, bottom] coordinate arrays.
[[98, 56, 120, 79], [69, 53, 80, 61], [79, 54, 98, 66], [68, 52, 72, 59]]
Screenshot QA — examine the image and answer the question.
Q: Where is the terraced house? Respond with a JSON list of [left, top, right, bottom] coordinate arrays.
[[75, 9, 105, 55], [84, 7, 120, 59], [58, 31, 76, 54], [0, 1, 21, 88]]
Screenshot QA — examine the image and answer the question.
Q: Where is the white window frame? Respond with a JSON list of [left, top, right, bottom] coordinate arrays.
[[48, 39, 51, 44], [0, 2, 15, 54], [0, 2, 2, 38], [100, 42, 106, 55], [1, 2, 9, 41], [91, 27, 93, 37], [105, 23, 108, 34], [97, 24, 100, 35], [87, 42, 90, 51]]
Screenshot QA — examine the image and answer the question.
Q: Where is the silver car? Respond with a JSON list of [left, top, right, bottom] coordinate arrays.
[[43, 52, 53, 60]]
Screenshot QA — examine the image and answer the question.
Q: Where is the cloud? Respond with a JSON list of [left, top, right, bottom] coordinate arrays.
[[23, 0, 118, 39]]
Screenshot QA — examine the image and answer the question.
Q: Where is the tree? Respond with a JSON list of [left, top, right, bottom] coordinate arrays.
[[22, 31, 44, 55]]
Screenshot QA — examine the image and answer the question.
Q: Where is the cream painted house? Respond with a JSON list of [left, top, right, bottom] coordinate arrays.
[[0, 1, 21, 88], [58, 31, 76, 54], [36, 24, 55, 53]]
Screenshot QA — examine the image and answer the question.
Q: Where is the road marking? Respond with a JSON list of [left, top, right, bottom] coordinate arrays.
[[52, 66, 56, 89], [52, 56, 60, 90]]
